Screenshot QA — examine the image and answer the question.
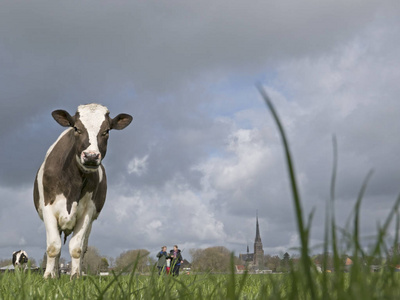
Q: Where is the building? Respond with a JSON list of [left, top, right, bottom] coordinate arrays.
[[239, 212, 265, 270]]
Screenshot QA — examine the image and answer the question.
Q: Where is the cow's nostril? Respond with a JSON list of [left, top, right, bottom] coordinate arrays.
[[84, 152, 100, 159], [82, 152, 101, 166]]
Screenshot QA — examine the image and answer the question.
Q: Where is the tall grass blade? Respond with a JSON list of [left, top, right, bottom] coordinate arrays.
[[257, 84, 315, 299], [352, 170, 374, 261], [322, 135, 338, 300]]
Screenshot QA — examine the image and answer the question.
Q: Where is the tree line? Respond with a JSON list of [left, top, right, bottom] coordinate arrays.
[[2, 243, 397, 274], [37, 247, 154, 275], [37, 246, 297, 274]]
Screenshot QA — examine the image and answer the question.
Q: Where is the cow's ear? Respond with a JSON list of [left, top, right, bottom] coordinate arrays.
[[111, 113, 133, 130], [52, 110, 75, 127]]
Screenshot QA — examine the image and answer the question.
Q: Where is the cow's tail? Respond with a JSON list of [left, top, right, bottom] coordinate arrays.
[[63, 231, 72, 244]]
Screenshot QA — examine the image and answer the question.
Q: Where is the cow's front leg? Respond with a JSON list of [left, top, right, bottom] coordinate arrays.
[[69, 211, 94, 279], [43, 210, 62, 279]]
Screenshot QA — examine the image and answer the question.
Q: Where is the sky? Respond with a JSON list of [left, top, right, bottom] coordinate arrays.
[[1, 0, 400, 264]]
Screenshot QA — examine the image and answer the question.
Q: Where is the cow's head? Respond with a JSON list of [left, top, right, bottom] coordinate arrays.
[[12, 250, 28, 268], [52, 104, 133, 172]]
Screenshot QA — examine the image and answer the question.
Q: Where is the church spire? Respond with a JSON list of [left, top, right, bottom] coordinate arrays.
[[253, 210, 264, 267], [255, 210, 261, 242]]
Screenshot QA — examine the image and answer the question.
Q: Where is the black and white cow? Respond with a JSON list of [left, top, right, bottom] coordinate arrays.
[[34, 104, 132, 278], [12, 250, 28, 269]]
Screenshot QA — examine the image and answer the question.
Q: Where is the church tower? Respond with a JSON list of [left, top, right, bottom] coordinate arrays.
[[253, 211, 264, 267]]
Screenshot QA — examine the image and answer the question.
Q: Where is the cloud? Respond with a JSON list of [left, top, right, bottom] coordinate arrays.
[[90, 174, 227, 258], [127, 155, 149, 176]]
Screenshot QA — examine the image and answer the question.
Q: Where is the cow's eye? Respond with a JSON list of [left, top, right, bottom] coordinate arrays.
[[74, 126, 82, 134]]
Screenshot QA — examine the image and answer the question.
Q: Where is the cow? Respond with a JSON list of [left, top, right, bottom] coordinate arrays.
[[12, 250, 29, 269], [33, 103, 132, 278]]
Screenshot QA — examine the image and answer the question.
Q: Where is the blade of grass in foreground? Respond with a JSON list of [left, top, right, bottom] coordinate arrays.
[[257, 84, 315, 299], [323, 135, 339, 299], [353, 170, 374, 261]]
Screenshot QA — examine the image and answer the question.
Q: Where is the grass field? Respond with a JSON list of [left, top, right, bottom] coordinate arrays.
[[2, 271, 287, 299], [2, 89, 400, 299], [2, 267, 400, 299]]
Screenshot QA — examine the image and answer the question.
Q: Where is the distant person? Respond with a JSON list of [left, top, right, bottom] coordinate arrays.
[[170, 245, 183, 276], [166, 255, 172, 274], [156, 246, 168, 275]]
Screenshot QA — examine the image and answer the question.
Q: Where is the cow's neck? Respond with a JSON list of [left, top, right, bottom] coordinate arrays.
[[64, 156, 100, 215]]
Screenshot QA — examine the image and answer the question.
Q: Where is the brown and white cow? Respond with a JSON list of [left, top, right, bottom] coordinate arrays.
[[34, 103, 132, 278]]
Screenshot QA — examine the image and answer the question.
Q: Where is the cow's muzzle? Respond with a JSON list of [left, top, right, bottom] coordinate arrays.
[[81, 151, 101, 168]]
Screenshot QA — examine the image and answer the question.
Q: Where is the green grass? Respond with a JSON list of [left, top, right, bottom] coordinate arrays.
[[2, 88, 400, 299], [3, 269, 400, 299], [0, 271, 287, 299]]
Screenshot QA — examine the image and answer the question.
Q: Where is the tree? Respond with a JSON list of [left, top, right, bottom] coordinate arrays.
[[99, 257, 109, 272], [0, 259, 12, 268], [115, 249, 150, 273], [82, 246, 104, 275], [280, 252, 291, 272], [365, 255, 384, 266], [313, 252, 334, 271], [148, 256, 156, 269], [108, 257, 115, 268], [29, 258, 38, 267], [190, 246, 236, 273], [264, 254, 280, 272]]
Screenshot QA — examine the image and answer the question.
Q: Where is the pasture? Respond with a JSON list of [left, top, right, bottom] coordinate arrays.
[[2, 266, 400, 299]]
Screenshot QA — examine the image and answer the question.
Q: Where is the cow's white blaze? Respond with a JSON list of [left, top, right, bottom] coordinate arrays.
[[78, 104, 109, 155]]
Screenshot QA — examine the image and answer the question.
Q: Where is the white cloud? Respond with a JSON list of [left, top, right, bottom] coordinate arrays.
[[195, 127, 272, 194], [98, 174, 227, 256], [127, 155, 149, 176]]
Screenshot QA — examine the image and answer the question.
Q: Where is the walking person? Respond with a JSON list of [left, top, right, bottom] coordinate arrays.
[[170, 245, 183, 276], [156, 246, 168, 275]]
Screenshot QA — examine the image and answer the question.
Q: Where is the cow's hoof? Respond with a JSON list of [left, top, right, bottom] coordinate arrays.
[[43, 272, 54, 279], [43, 271, 59, 279], [70, 273, 80, 280]]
